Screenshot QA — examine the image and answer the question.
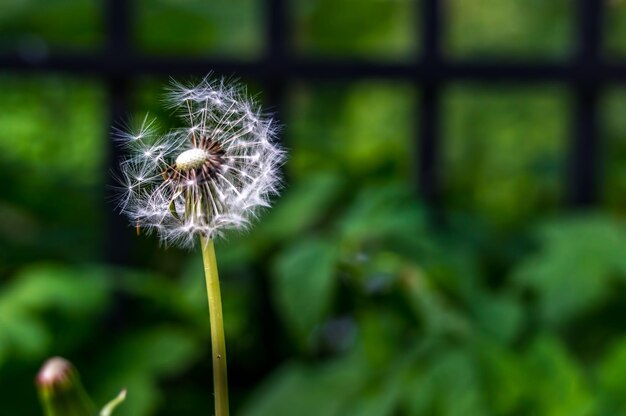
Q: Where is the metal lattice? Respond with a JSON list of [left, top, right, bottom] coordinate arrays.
[[0, 0, 613, 260]]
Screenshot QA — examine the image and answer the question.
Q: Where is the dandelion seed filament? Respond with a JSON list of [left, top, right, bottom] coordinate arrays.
[[114, 77, 284, 248]]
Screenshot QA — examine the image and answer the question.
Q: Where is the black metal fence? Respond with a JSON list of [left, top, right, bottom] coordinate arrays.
[[0, 0, 617, 259]]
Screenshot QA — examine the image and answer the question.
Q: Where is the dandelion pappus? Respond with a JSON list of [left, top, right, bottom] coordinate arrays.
[[113, 76, 285, 248]]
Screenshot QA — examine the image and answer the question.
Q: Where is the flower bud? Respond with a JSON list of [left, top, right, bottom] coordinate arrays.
[[36, 357, 96, 416]]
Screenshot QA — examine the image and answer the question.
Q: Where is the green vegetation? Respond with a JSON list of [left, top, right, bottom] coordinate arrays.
[[2, 1, 626, 415]]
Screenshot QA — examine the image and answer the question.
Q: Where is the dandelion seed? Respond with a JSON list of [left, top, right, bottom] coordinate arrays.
[[114, 76, 285, 248]]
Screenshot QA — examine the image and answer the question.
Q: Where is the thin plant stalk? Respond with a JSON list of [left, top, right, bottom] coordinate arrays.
[[200, 236, 229, 416], [114, 77, 283, 414]]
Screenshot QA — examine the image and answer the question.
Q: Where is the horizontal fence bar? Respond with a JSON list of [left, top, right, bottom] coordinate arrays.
[[1, 53, 626, 83]]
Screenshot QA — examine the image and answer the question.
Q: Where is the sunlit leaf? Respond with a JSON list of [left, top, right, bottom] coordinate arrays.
[[512, 216, 626, 325]]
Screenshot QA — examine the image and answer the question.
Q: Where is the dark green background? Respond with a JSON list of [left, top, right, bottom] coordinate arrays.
[[3, 0, 626, 415]]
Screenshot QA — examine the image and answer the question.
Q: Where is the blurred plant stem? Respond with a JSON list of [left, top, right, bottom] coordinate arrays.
[[100, 390, 127, 416], [200, 237, 230, 416]]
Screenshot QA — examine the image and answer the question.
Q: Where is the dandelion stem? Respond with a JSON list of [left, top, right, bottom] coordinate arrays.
[[200, 237, 229, 416]]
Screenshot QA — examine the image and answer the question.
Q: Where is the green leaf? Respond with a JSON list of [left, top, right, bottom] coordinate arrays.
[[242, 355, 366, 416], [475, 341, 526, 414], [0, 264, 110, 364], [469, 292, 523, 344], [400, 266, 470, 338], [94, 327, 201, 416], [597, 336, 626, 414], [257, 172, 344, 242], [272, 238, 338, 340], [0, 310, 49, 358], [3, 264, 109, 312], [337, 185, 426, 251], [522, 336, 595, 416], [402, 347, 488, 416], [512, 216, 626, 325]]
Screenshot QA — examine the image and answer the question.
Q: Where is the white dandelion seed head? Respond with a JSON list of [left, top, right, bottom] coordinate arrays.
[[114, 76, 285, 248]]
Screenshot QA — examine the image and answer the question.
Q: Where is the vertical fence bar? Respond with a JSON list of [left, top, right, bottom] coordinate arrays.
[[264, 0, 288, 122], [256, 0, 289, 376], [569, 0, 603, 206], [104, 0, 133, 264], [419, 0, 443, 206]]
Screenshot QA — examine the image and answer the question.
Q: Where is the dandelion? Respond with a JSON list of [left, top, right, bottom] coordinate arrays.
[[115, 77, 284, 248], [113, 77, 285, 416]]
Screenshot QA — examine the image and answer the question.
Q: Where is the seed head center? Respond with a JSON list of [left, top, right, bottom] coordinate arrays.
[[176, 148, 208, 171]]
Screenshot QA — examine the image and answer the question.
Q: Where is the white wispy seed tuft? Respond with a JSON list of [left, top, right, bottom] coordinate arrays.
[[114, 77, 285, 248]]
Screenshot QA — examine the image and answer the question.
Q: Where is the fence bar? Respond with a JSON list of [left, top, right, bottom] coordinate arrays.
[[569, 0, 603, 206], [104, 0, 133, 264], [419, 0, 443, 205], [0, 0, 613, 220], [5, 54, 626, 83], [252, 0, 290, 379], [264, 0, 288, 116]]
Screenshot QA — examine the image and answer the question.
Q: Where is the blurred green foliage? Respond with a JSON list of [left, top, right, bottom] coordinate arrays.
[[605, 0, 626, 57], [0, 0, 102, 51], [443, 86, 567, 227], [3, 1, 626, 416], [292, 0, 417, 59], [0, 76, 105, 272], [602, 89, 626, 210], [445, 0, 574, 59], [136, 0, 262, 57]]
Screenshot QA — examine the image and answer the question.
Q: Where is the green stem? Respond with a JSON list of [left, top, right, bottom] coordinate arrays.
[[200, 237, 230, 416]]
